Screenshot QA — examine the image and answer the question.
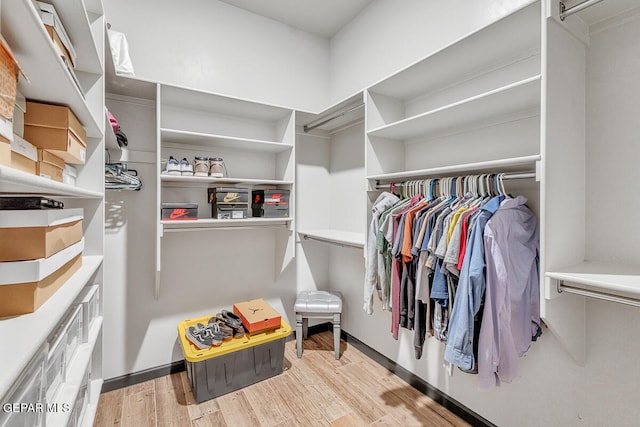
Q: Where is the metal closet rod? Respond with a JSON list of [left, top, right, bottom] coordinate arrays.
[[557, 281, 640, 308], [374, 171, 536, 189], [303, 103, 364, 133], [560, 0, 605, 21]]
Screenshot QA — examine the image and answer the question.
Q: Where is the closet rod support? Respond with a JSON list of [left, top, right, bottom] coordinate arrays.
[[559, 0, 605, 21], [557, 280, 640, 308], [303, 103, 364, 133]]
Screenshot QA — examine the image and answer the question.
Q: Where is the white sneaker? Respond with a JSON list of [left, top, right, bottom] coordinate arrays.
[[163, 156, 181, 175], [180, 158, 194, 176]]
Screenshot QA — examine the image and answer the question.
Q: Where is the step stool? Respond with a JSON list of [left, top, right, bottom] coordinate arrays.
[[294, 290, 343, 360]]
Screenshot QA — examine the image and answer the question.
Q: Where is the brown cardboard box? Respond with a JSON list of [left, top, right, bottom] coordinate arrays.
[[36, 149, 64, 182], [0, 254, 82, 317], [0, 135, 9, 167], [0, 37, 20, 121], [0, 220, 82, 262], [44, 25, 75, 68], [233, 298, 282, 334], [10, 134, 37, 175], [24, 102, 86, 164]]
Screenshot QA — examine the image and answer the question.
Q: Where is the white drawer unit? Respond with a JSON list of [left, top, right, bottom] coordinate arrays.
[[74, 285, 99, 343], [60, 305, 83, 379], [0, 345, 46, 427], [45, 328, 66, 405]]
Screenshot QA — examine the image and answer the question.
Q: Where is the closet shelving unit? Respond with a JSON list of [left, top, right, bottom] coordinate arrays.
[[541, 0, 640, 361], [365, 2, 542, 195], [296, 93, 366, 250], [0, 0, 106, 425], [159, 84, 295, 232]]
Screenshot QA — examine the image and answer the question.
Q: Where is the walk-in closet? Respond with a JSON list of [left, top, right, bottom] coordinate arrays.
[[1, 0, 639, 426]]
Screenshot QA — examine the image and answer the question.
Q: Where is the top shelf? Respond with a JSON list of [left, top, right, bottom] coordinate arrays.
[[1, 0, 102, 138], [160, 128, 293, 153], [368, 2, 540, 100]]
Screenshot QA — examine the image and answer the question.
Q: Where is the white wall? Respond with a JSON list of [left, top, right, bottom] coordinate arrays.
[[329, 0, 532, 104], [104, 0, 330, 112]]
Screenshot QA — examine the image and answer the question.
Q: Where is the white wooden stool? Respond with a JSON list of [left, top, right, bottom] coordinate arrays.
[[294, 290, 343, 360]]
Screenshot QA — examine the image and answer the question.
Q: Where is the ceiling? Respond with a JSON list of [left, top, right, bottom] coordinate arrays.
[[218, 0, 375, 38]]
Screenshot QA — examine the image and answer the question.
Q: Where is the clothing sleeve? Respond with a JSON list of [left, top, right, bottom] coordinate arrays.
[[444, 221, 485, 370], [477, 225, 503, 391], [364, 214, 380, 314]]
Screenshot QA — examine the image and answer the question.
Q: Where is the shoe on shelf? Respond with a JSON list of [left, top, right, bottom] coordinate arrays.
[[186, 325, 212, 349], [217, 310, 243, 329], [164, 156, 181, 176], [209, 157, 226, 178], [194, 156, 210, 177], [180, 158, 194, 176]]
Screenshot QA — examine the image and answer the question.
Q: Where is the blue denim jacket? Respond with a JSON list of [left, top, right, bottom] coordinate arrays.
[[443, 196, 504, 370]]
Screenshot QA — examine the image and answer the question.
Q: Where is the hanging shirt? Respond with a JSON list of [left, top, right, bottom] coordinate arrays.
[[364, 192, 400, 314], [443, 195, 504, 371], [477, 196, 540, 390]]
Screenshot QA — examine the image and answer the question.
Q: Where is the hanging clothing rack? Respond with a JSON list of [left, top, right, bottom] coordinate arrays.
[[303, 103, 364, 133], [557, 281, 640, 308], [301, 234, 363, 249], [560, 0, 605, 21], [105, 162, 142, 191], [373, 171, 536, 190]]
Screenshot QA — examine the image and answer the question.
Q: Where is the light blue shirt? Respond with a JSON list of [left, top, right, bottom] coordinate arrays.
[[444, 196, 504, 370]]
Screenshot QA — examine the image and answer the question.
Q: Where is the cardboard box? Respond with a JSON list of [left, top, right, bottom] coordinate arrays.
[[0, 208, 83, 261], [0, 239, 83, 316], [233, 298, 282, 334], [37, 149, 64, 182], [161, 203, 198, 220], [10, 133, 37, 175], [12, 90, 25, 138], [178, 316, 290, 403], [44, 25, 75, 69], [24, 101, 86, 164], [251, 190, 290, 218], [207, 187, 249, 219], [0, 134, 9, 167], [0, 36, 22, 122]]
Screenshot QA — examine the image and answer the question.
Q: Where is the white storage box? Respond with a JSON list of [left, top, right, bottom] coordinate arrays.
[[61, 304, 83, 378], [0, 345, 46, 427], [45, 327, 66, 404], [74, 285, 99, 343], [0, 239, 83, 316]]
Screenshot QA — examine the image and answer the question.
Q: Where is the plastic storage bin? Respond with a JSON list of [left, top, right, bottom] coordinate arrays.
[[75, 285, 99, 343], [45, 327, 66, 404], [178, 316, 291, 403], [0, 345, 46, 427], [61, 304, 83, 378]]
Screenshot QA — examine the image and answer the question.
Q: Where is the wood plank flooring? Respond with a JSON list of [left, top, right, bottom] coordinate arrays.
[[94, 331, 470, 427]]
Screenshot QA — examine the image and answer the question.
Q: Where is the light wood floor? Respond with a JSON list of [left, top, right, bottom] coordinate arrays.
[[94, 331, 470, 426]]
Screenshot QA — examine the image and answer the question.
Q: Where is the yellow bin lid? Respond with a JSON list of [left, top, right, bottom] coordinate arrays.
[[178, 314, 291, 362]]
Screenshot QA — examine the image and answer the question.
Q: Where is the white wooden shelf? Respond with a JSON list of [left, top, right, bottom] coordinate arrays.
[[47, 317, 103, 427], [161, 84, 292, 123], [367, 76, 541, 141], [0, 256, 103, 398], [546, 262, 640, 297], [49, 0, 102, 74], [368, 2, 540, 100], [161, 128, 293, 153], [162, 217, 292, 231], [0, 165, 104, 198], [0, 0, 102, 138], [160, 175, 292, 186], [298, 229, 365, 248], [366, 155, 540, 182]]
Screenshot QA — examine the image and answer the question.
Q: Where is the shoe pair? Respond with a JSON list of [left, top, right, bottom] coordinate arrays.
[[213, 310, 245, 338], [163, 156, 194, 176], [185, 322, 223, 349], [194, 156, 226, 178]]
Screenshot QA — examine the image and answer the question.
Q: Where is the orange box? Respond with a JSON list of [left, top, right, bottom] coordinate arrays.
[[233, 298, 282, 334], [0, 36, 21, 121], [0, 254, 82, 317], [24, 101, 86, 164], [36, 149, 64, 182]]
